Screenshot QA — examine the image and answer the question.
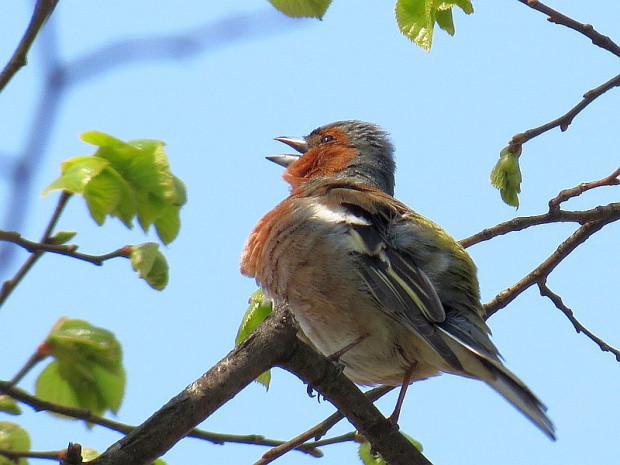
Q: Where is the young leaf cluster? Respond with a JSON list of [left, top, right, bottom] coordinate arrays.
[[268, 0, 474, 52], [35, 318, 126, 418], [43, 131, 186, 245]]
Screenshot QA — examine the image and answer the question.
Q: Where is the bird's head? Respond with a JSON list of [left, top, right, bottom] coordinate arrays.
[[268, 120, 396, 196]]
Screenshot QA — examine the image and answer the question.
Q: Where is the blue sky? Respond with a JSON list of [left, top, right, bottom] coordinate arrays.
[[1, 1, 619, 464]]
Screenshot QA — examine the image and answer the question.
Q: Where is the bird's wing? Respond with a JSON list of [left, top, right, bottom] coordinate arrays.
[[317, 182, 464, 372]]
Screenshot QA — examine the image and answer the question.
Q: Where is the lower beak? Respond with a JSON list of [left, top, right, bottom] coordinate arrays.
[[266, 154, 301, 167]]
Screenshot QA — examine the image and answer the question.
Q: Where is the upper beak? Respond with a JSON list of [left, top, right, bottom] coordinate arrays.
[[274, 136, 308, 154], [266, 136, 308, 167]]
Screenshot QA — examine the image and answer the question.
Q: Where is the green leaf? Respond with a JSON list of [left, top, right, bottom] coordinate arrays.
[[269, 0, 332, 19], [35, 318, 126, 417], [236, 290, 273, 388], [435, 8, 455, 35], [81, 130, 132, 149], [490, 145, 522, 208], [0, 396, 21, 415], [154, 204, 181, 245], [0, 422, 30, 465], [395, 0, 474, 52], [47, 230, 77, 245], [83, 168, 123, 225], [43, 130, 186, 244], [358, 432, 422, 465], [41, 156, 109, 196], [130, 243, 169, 290]]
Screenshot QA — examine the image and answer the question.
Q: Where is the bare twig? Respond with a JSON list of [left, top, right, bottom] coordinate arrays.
[[0, 448, 65, 462], [0, 379, 322, 457], [461, 202, 620, 248], [0, 0, 60, 93], [538, 280, 620, 361], [256, 385, 395, 464], [484, 219, 612, 318], [0, 230, 132, 265], [509, 73, 620, 147], [8, 348, 48, 387], [549, 166, 620, 211], [517, 0, 620, 58], [508, 1, 620, 149], [0, 191, 71, 307], [463, 166, 620, 249]]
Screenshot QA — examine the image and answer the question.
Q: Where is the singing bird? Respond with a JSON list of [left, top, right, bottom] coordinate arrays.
[[240, 120, 555, 439]]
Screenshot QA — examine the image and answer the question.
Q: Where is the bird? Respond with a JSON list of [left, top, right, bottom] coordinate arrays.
[[240, 120, 555, 439]]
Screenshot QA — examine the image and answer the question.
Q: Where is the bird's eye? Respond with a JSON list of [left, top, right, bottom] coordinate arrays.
[[320, 135, 335, 144]]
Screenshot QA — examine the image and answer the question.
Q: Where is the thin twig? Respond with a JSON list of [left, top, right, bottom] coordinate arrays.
[[0, 379, 321, 457], [461, 202, 620, 248], [0, 448, 65, 461], [549, 166, 620, 211], [256, 385, 394, 464], [463, 167, 620, 248], [0, 0, 60, 93], [509, 73, 620, 147], [9, 348, 48, 387], [517, 0, 620, 58], [312, 431, 358, 447], [484, 219, 612, 318], [0, 230, 132, 265], [0, 192, 71, 308], [538, 280, 620, 361]]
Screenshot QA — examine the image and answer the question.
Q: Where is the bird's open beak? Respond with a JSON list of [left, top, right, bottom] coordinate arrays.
[[266, 136, 308, 167]]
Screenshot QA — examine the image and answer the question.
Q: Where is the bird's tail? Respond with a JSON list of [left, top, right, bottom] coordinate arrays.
[[440, 328, 556, 440], [478, 356, 556, 440]]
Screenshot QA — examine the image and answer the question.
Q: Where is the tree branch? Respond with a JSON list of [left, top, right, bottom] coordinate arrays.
[[538, 280, 620, 361], [517, 0, 620, 58], [549, 166, 620, 211], [509, 73, 620, 147], [0, 191, 71, 308], [256, 385, 395, 464], [461, 202, 620, 248], [0, 230, 132, 265], [0, 0, 60, 93], [0, 378, 322, 457], [0, 448, 65, 462], [463, 166, 620, 249], [87, 306, 430, 465], [484, 218, 612, 318]]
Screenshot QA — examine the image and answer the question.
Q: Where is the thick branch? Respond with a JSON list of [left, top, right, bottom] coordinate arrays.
[[0, 0, 60, 93], [88, 306, 430, 465]]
